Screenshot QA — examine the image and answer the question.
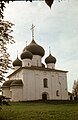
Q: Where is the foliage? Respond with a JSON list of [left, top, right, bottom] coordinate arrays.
[[0, 0, 13, 19], [0, 19, 15, 82], [72, 80, 78, 99], [0, 1, 15, 84], [0, 101, 78, 120], [0, 95, 10, 105]]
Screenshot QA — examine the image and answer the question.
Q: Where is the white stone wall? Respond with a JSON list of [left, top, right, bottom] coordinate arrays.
[[10, 86, 23, 101], [22, 59, 32, 67], [9, 70, 23, 80], [22, 69, 68, 101], [32, 55, 42, 67], [47, 63, 55, 69], [58, 72, 68, 100], [2, 88, 11, 98], [49, 72, 60, 100], [22, 69, 37, 101], [6, 67, 68, 101]]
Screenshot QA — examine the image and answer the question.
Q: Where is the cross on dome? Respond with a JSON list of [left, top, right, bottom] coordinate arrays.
[[31, 24, 35, 40]]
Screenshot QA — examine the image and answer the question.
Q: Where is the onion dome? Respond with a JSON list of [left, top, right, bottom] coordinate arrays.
[[10, 80, 23, 86], [45, 54, 56, 64], [23, 40, 45, 57], [20, 49, 33, 60], [13, 57, 22, 67]]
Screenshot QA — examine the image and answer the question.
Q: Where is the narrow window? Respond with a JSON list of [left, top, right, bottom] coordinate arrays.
[[10, 91, 12, 98], [56, 90, 59, 96], [43, 78, 48, 88], [28, 63, 29, 66]]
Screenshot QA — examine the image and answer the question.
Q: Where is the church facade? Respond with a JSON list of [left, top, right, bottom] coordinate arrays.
[[2, 25, 68, 101]]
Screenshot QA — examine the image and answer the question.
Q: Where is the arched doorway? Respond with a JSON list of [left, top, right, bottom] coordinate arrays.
[[42, 92, 48, 100]]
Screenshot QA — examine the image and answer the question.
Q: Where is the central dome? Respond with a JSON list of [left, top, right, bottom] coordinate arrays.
[[23, 40, 45, 57]]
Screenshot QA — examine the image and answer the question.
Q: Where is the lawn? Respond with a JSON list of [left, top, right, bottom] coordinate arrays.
[[0, 100, 78, 120]]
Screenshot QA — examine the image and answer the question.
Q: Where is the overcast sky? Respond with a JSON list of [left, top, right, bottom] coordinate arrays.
[[4, 0, 78, 92]]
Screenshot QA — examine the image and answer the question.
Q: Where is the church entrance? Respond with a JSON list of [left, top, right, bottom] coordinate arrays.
[[42, 93, 48, 100]]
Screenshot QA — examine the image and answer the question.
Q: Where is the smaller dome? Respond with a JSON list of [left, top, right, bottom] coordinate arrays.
[[20, 49, 33, 60], [45, 54, 56, 64], [13, 57, 22, 67]]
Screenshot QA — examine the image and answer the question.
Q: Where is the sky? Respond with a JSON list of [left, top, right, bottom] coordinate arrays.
[[3, 0, 78, 92]]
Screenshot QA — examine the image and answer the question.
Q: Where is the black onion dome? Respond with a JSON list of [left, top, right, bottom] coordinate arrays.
[[13, 57, 22, 66], [24, 40, 45, 57], [45, 54, 56, 64], [20, 49, 33, 60]]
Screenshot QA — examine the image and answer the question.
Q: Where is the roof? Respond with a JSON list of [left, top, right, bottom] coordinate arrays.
[[2, 79, 23, 88], [7, 66, 68, 78], [10, 80, 23, 86], [2, 80, 14, 88]]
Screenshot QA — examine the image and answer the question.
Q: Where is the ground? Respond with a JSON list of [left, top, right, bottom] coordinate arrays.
[[0, 100, 78, 120]]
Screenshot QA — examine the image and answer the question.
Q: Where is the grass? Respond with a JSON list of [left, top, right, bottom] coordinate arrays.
[[0, 100, 78, 120]]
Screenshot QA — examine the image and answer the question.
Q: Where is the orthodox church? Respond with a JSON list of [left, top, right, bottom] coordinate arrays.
[[2, 25, 68, 101]]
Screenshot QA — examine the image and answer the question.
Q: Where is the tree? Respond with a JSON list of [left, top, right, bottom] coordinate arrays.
[[0, 19, 15, 83], [0, 1, 15, 83], [72, 80, 78, 100]]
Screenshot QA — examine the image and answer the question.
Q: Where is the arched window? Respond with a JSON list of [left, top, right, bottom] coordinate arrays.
[[43, 78, 48, 88], [56, 90, 59, 96]]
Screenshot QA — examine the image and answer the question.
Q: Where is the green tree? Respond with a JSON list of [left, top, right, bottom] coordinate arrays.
[[72, 80, 78, 100], [0, 1, 15, 83], [0, 20, 15, 83]]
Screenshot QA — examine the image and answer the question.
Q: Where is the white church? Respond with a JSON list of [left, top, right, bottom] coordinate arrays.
[[2, 25, 68, 101]]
